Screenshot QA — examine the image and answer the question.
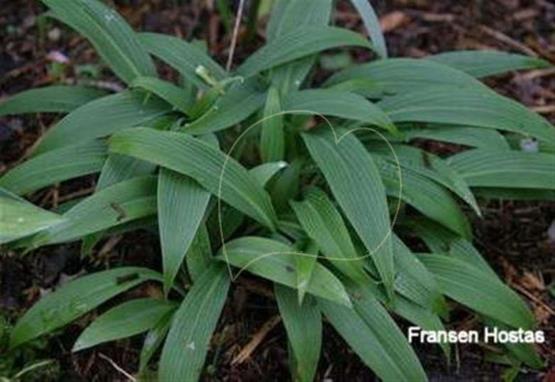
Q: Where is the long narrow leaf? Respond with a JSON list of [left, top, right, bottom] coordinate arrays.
[[35, 91, 170, 154], [403, 125, 510, 151], [370, 143, 480, 214], [0, 141, 106, 195], [238, 26, 371, 77], [376, 156, 472, 237], [319, 297, 427, 382], [73, 298, 176, 351], [249, 161, 288, 186], [302, 128, 395, 299], [11, 267, 161, 348], [21, 176, 157, 247], [0, 197, 64, 244], [109, 128, 277, 229], [0, 86, 107, 116], [290, 188, 370, 284], [159, 264, 230, 382], [325, 58, 487, 97], [132, 76, 194, 113], [139, 32, 226, 89], [378, 87, 555, 145], [428, 50, 550, 78], [349, 0, 387, 58], [420, 254, 535, 329], [275, 285, 322, 382], [184, 79, 266, 134], [96, 154, 155, 190], [158, 169, 210, 294], [217, 236, 352, 306], [267, 0, 332, 92], [447, 150, 555, 189], [260, 86, 285, 162], [284, 89, 395, 132], [185, 225, 213, 283], [42, 0, 155, 83]]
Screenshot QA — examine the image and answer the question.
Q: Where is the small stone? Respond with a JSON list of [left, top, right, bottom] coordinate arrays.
[[46, 50, 70, 64], [520, 138, 539, 153], [48, 27, 61, 42]]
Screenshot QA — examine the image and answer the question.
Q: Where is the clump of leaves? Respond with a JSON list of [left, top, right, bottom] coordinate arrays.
[[1, 0, 553, 381]]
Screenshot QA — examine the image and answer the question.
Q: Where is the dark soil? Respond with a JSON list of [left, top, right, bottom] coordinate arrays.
[[1, 0, 554, 381]]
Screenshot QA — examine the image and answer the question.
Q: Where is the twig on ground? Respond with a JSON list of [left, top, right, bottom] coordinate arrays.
[[98, 353, 137, 382], [531, 105, 555, 114], [480, 25, 538, 57], [231, 315, 281, 365], [226, 0, 246, 71]]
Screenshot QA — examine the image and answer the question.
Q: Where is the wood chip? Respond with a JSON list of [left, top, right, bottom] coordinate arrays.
[[531, 105, 555, 114], [379, 11, 410, 33], [480, 25, 538, 57], [231, 315, 281, 365]]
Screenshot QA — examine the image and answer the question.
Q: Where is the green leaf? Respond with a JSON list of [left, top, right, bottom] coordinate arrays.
[[0, 187, 25, 201], [73, 298, 176, 351], [393, 236, 446, 315], [159, 264, 230, 382], [378, 87, 555, 145], [95, 114, 174, 190], [376, 156, 472, 237], [473, 188, 555, 201], [0, 141, 106, 195], [294, 240, 318, 304], [275, 285, 322, 382], [0, 197, 65, 244], [325, 58, 487, 97], [10, 267, 161, 349], [419, 254, 535, 329], [237, 26, 371, 77], [0, 86, 107, 116], [158, 169, 210, 294], [139, 32, 227, 89], [370, 143, 480, 214], [22, 176, 157, 247], [132, 76, 194, 114], [393, 297, 450, 358], [217, 236, 352, 306], [403, 125, 510, 151], [290, 188, 371, 284], [184, 79, 266, 134], [302, 128, 395, 300], [485, 320, 543, 369], [319, 296, 427, 382], [109, 128, 277, 229], [349, 0, 387, 58], [96, 153, 155, 190], [284, 89, 395, 132], [447, 150, 555, 189], [266, 0, 331, 41], [428, 50, 551, 78], [267, 0, 332, 92], [139, 309, 173, 372], [35, 91, 170, 154], [42, 0, 155, 83], [260, 86, 285, 162], [185, 225, 213, 283], [250, 161, 288, 187]]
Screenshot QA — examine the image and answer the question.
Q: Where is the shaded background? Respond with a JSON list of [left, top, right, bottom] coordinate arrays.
[[0, 0, 554, 380]]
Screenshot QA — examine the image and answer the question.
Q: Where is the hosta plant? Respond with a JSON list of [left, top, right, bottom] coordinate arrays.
[[1, 0, 553, 381]]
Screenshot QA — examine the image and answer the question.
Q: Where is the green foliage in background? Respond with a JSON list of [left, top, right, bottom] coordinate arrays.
[[0, 0, 552, 380]]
